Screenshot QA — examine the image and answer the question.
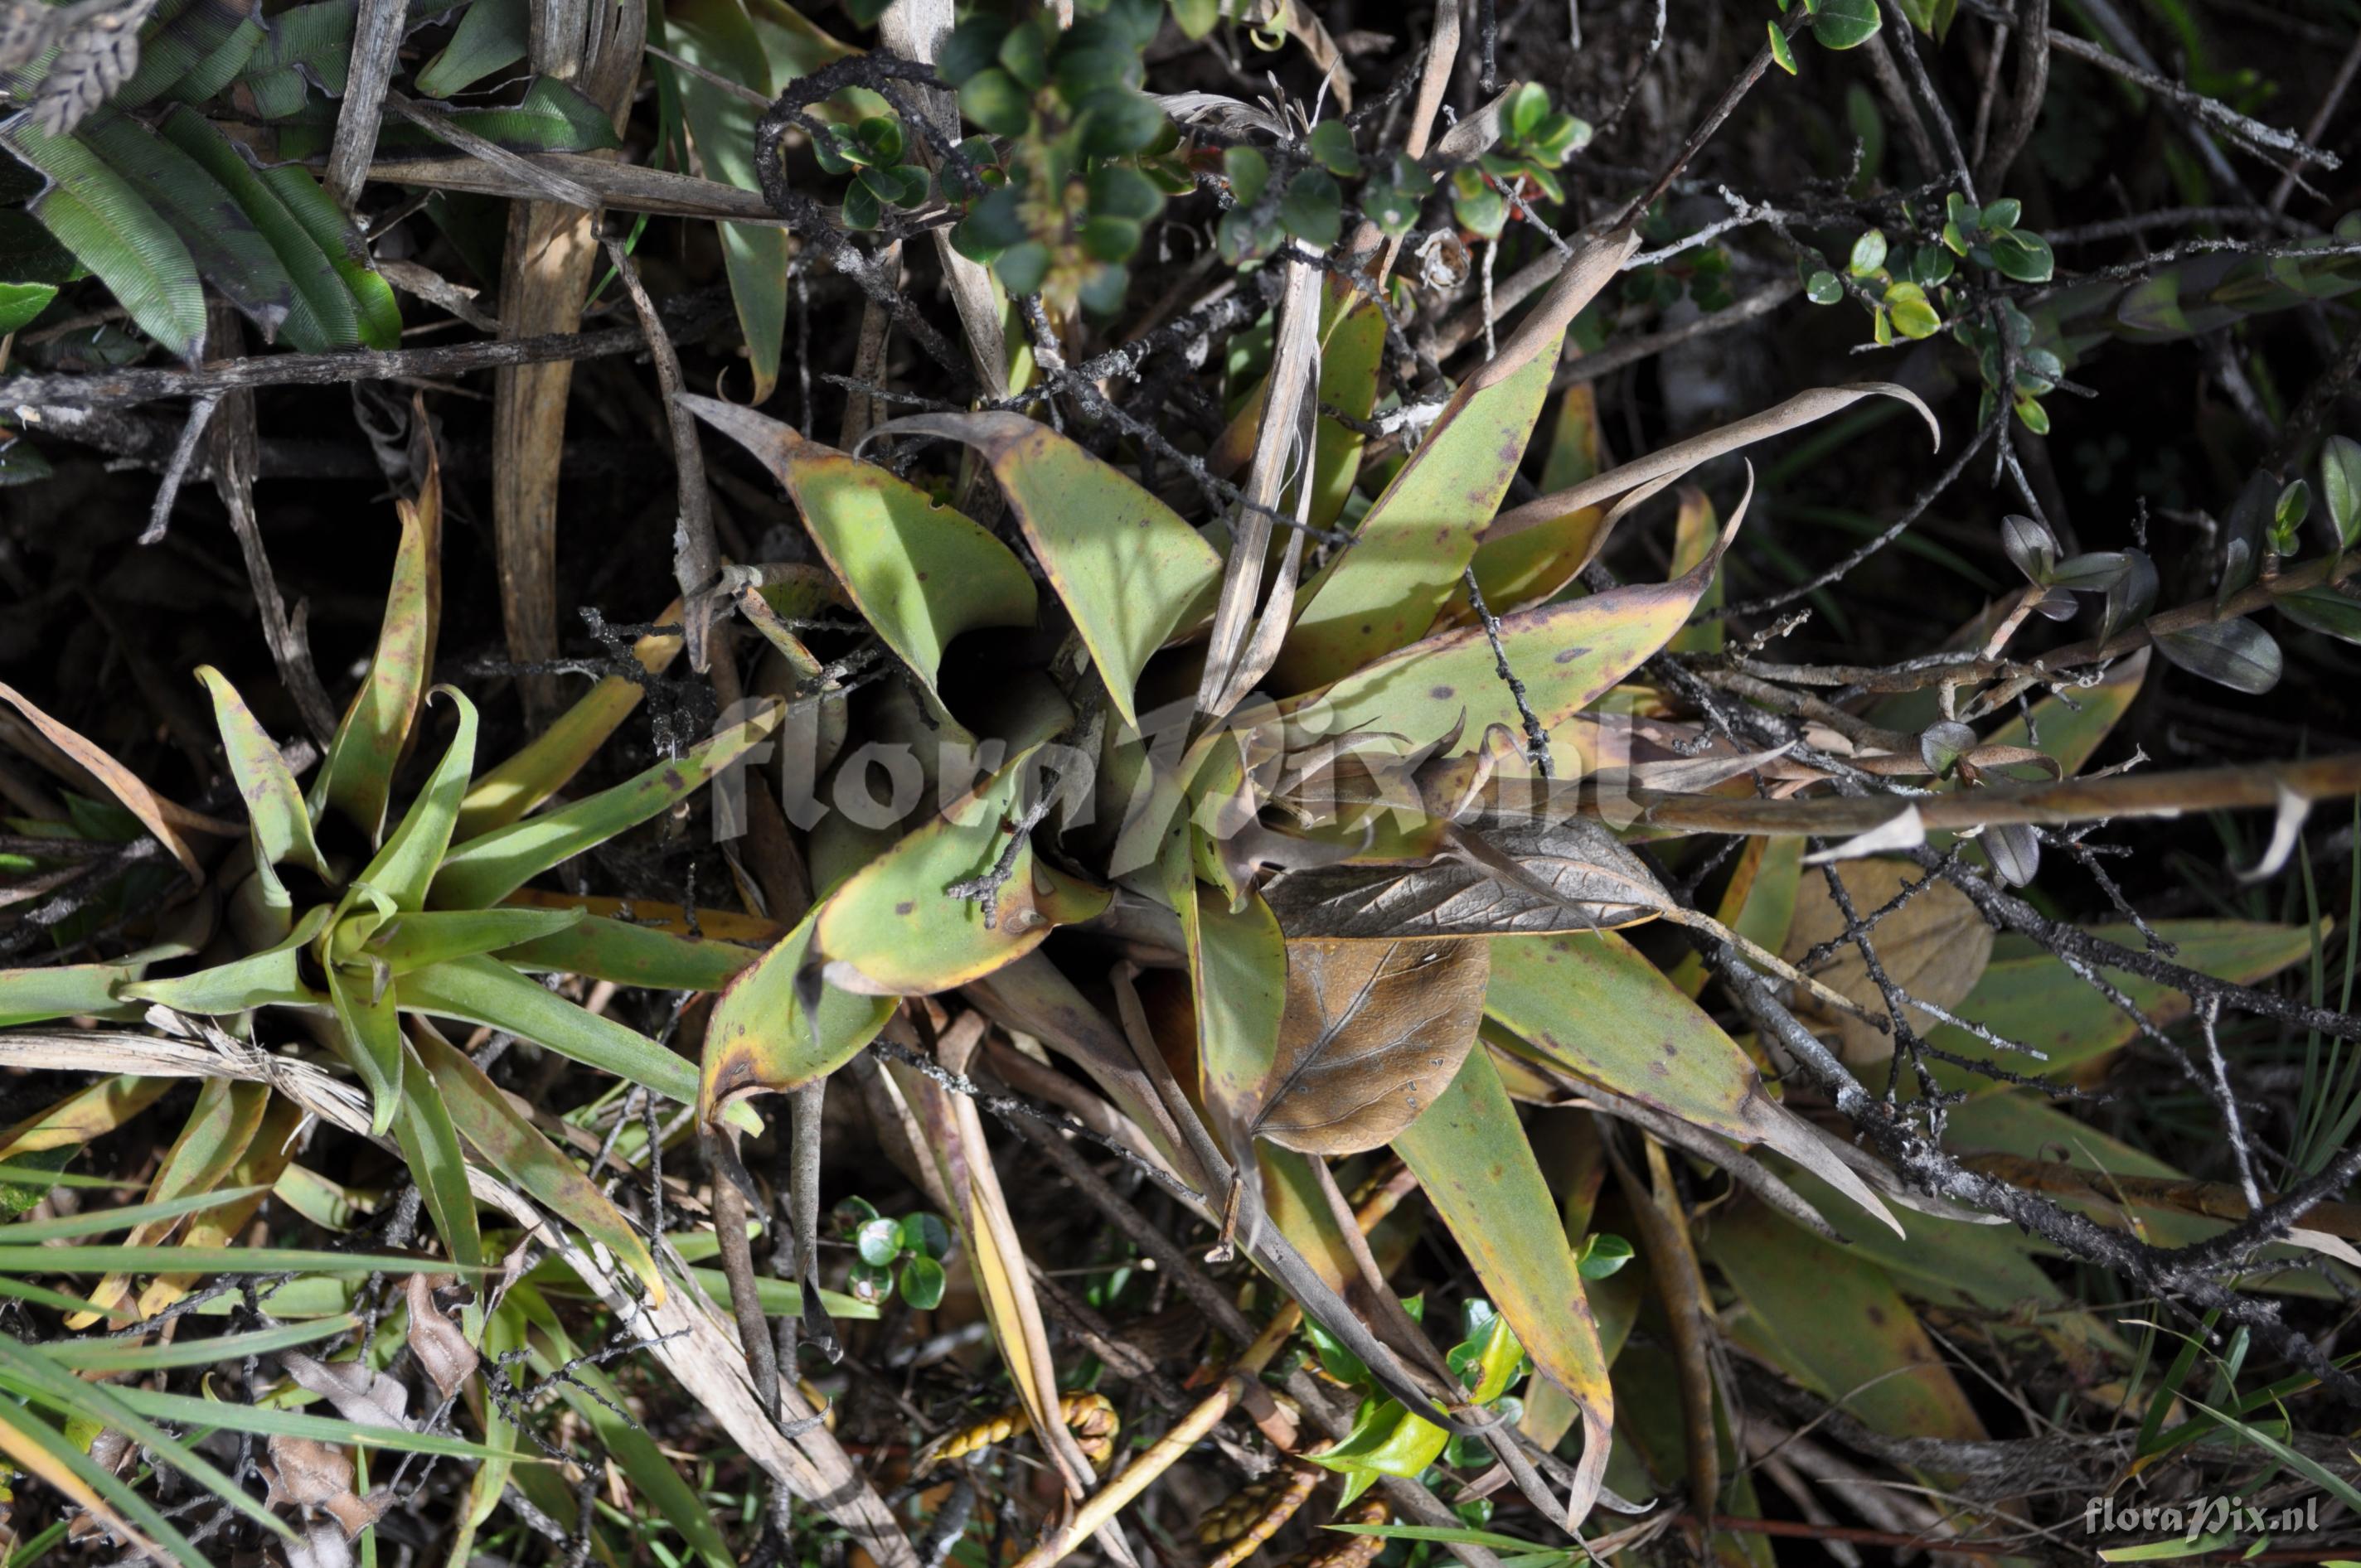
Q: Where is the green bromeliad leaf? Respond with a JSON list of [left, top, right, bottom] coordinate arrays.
[[496, 912, 759, 993], [417, 0, 531, 97], [122, 906, 331, 1014], [699, 907, 911, 1114], [1932, 919, 2321, 1091], [1273, 230, 1638, 692], [315, 482, 439, 842], [1393, 1048, 1616, 1527], [412, 1024, 666, 1301], [354, 688, 478, 912], [1292, 521, 1732, 749], [812, 744, 1111, 995], [397, 953, 701, 1103], [156, 108, 366, 351], [255, 159, 401, 348], [74, 113, 303, 346], [662, 0, 788, 402], [0, 960, 148, 1027], [453, 619, 685, 840], [366, 907, 589, 974], [392, 1038, 486, 1282], [869, 410, 1223, 728], [1486, 931, 1901, 1233], [194, 665, 328, 886], [683, 396, 1038, 696], [1704, 1202, 1985, 1444], [429, 701, 783, 908], [327, 960, 405, 1135]]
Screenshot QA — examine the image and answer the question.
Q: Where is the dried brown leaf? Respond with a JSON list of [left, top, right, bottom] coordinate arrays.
[[404, 1274, 478, 1399], [1264, 817, 1663, 940], [264, 1435, 353, 1509], [279, 1352, 412, 1430], [1251, 938, 1491, 1154]]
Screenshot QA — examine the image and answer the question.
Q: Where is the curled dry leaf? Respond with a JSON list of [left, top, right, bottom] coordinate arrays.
[[0, 678, 206, 875], [1781, 859, 1994, 1066], [1250, 938, 1491, 1154], [263, 1435, 353, 1510], [1264, 816, 1664, 940], [404, 1273, 478, 1399], [279, 1352, 413, 1430]]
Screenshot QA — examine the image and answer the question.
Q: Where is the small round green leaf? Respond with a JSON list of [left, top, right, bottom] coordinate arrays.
[[958, 68, 1032, 137], [1281, 168, 1342, 248], [1576, 1232, 1634, 1279], [856, 1217, 902, 1267], [899, 1256, 948, 1309], [1811, 0, 1882, 49]]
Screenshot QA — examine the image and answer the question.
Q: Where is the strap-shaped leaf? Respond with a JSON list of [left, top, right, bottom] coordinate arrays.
[[1292, 487, 1739, 748], [390, 1037, 484, 1280], [1393, 1048, 1615, 1529], [683, 396, 1038, 694], [135, 1095, 307, 1319], [360, 75, 625, 157], [0, 1076, 172, 1164], [662, 0, 786, 400], [355, 687, 477, 912], [195, 664, 327, 882], [255, 159, 400, 348], [122, 905, 331, 1013], [368, 907, 586, 973], [162, 9, 266, 103], [1932, 918, 2319, 1095], [0, 676, 208, 876], [0, 1337, 294, 1543], [0, 960, 145, 1027], [76, 112, 299, 343], [157, 108, 361, 351], [0, 1401, 182, 1563], [1487, 928, 1900, 1232], [870, 411, 1224, 728], [411, 1023, 665, 1301], [327, 961, 404, 1135], [454, 610, 684, 840], [2, 118, 206, 359], [237, 0, 352, 117], [314, 480, 438, 842], [415, 0, 528, 97], [814, 744, 1112, 995], [397, 953, 699, 1103], [429, 700, 781, 909], [65, 1077, 270, 1327], [1272, 231, 1639, 693], [1702, 1203, 1986, 1442], [1181, 881, 1288, 1161], [701, 907, 894, 1120], [497, 912, 758, 992], [113, 0, 255, 108]]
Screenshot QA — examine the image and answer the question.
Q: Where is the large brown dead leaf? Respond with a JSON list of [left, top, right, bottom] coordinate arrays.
[[1781, 859, 1993, 1065], [1251, 939, 1491, 1154]]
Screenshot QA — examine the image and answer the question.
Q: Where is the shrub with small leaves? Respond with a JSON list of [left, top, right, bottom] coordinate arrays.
[[943, 0, 1179, 313], [1450, 84, 1590, 241]]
